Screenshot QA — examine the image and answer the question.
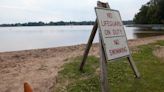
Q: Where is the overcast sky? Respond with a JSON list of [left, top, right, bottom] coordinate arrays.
[[0, 0, 150, 24]]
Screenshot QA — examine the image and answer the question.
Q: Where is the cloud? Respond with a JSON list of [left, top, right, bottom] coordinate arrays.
[[0, 0, 150, 24]]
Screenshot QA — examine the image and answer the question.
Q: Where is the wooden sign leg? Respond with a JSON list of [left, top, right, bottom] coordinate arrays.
[[99, 36, 109, 92], [79, 20, 98, 71], [127, 56, 140, 78], [79, 1, 110, 71]]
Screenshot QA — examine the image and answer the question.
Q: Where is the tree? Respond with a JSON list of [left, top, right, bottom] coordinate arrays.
[[133, 5, 149, 24], [133, 0, 164, 24], [157, 0, 164, 23]]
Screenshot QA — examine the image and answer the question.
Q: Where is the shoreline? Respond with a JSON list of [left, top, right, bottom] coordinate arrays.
[[1, 35, 164, 92], [126, 24, 164, 30]]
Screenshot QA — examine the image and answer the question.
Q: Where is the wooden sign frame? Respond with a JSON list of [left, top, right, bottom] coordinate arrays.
[[79, 1, 140, 92], [95, 7, 130, 61]]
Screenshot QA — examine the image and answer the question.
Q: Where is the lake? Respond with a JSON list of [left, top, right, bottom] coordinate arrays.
[[0, 25, 164, 52]]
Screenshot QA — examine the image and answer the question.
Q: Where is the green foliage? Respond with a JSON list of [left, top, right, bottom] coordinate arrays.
[[133, 0, 164, 24], [0, 21, 95, 27], [0, 21, 132, 27], [54, 41, 164, 92]]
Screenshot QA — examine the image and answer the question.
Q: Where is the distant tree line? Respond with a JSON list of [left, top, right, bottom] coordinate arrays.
[[123, 20, 134, 25], [133, 0, 164, 24], [0, 20, 133, 27], [0, 21, 94, 27]]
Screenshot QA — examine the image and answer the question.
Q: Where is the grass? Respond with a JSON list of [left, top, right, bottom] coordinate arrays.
[[54, 40, 164, 92]]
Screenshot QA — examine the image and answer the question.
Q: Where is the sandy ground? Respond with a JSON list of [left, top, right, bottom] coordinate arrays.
[[1, 35, 164, 92], [153, 46, 164, 59]]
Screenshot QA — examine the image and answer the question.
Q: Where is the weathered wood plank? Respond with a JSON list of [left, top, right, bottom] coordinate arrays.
[[79, 19, 98, 71], [99, 35, 109, 92], [127, 56, 140, 78]]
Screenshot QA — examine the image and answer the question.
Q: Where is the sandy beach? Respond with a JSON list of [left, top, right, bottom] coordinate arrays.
[[1, 35, 164, 92]]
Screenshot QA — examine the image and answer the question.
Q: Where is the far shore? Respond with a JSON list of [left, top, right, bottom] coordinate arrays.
[[126, 24, 164, 30], [1, 35, 164, 92]]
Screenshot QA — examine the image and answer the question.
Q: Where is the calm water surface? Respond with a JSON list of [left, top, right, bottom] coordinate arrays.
[[0, 25, 164, 52]]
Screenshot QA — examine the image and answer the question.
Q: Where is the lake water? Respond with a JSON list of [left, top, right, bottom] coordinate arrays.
[[0, 25, 164, 52]]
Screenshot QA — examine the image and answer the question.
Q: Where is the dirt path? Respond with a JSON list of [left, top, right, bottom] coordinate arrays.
[[0, 35, 164, 92]]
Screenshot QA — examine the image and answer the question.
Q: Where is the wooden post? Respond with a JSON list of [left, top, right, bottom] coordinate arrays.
[[79, 1, 110, 71], [127, 56, 140, 78], [79, 1, 110, 91], [98, 1, 110, 92], [99, 34, 109, 92], [97, 1, 110, 8], [79, 20, 98, 71]]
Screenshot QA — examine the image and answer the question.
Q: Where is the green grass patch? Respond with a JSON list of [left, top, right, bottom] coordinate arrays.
[[54, 40, 164, 92]]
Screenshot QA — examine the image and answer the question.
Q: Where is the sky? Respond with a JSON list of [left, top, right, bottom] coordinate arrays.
[[0, 0, 150, 24]]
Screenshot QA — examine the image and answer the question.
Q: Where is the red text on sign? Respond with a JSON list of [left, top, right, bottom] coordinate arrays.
[[101, 20, 122, 27], [107, 13, 112, 18], [109, 47, 127, 56]]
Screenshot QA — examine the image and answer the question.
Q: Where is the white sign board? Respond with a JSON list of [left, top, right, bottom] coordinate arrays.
[[95, 8, 130, 60]]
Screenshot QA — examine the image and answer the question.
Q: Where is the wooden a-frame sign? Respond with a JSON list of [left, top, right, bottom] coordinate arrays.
[[79, 1, 140, 92]]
